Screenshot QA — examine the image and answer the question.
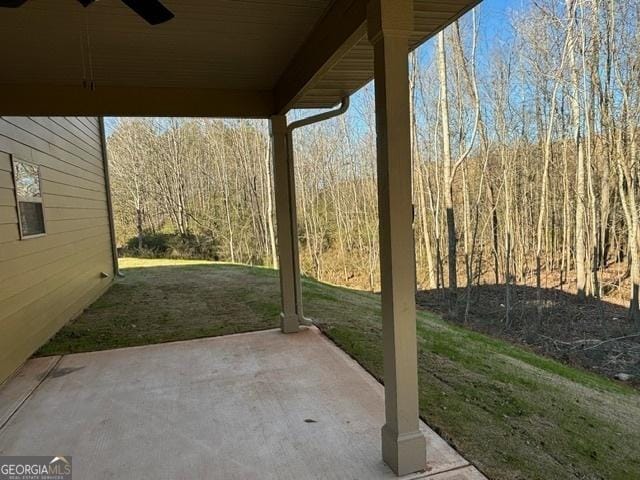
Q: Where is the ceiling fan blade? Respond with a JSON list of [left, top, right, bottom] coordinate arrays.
[[0, 0, 28, 7], [121, 0, 174, 25]]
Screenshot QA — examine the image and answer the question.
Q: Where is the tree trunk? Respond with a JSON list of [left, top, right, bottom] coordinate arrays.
[[136, 206, 144, 250], [438, 30, 458, 317], [568, 0, 588, 300]]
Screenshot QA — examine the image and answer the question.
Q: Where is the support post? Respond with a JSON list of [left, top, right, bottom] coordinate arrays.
[[270, 115, 303, 333], [368, 0, 426, 475]]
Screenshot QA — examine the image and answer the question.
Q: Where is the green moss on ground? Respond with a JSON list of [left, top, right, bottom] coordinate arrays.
[[38, 258, 640, 480]]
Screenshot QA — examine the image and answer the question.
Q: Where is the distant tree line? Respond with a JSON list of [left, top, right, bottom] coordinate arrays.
[[108, 0, 640, 324], [109, 118, 277, 266]]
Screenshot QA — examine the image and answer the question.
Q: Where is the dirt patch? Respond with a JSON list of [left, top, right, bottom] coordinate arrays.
[[416, 284, 640, 386]]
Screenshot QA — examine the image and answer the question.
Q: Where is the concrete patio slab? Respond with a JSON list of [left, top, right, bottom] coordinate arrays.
[[0, 327, 485, 479]]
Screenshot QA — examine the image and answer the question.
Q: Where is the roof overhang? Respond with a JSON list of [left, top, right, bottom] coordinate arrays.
[[0, 0, 480, 117]]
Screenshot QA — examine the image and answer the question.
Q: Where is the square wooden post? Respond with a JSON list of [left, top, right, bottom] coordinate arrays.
[[368, 0, 427, 475], [270, 115, 303, 333]]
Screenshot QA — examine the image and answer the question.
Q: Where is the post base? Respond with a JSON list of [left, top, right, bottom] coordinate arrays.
[[381, 425, 426, 476], [280, 312, 301, 333]]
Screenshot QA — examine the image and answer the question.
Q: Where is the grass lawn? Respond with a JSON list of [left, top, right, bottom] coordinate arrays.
[[38, 258, 640, 480]]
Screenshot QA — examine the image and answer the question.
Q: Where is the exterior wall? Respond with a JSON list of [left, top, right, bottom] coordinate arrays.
[[0, 117, 115, 383]]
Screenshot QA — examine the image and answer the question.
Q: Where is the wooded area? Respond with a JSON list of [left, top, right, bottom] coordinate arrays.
[[108, 0, 640, 328]]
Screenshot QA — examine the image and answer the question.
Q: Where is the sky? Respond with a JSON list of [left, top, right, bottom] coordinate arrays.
[[333, 0, 526, 138], [106, 0, 526, 137]]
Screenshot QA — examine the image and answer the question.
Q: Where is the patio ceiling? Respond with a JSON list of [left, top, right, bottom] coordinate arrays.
[[0, 0, 479, 117]]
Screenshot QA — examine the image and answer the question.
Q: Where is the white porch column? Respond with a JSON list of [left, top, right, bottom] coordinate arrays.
[[270, 115, 303, 333], [368, 0, 426, 476]]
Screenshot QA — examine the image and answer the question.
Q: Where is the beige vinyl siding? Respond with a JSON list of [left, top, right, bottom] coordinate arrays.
[[0, 117, 114, 383]]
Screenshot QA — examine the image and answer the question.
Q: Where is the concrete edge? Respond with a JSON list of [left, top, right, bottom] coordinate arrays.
[[0, 355, 62, 431], [37, 327, 284, 361], [307, 324, 493, 479]]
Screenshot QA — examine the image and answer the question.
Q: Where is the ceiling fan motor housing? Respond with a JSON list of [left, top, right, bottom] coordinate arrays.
[[1, 0, 175, 25], [0, 0, 29, 7]]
